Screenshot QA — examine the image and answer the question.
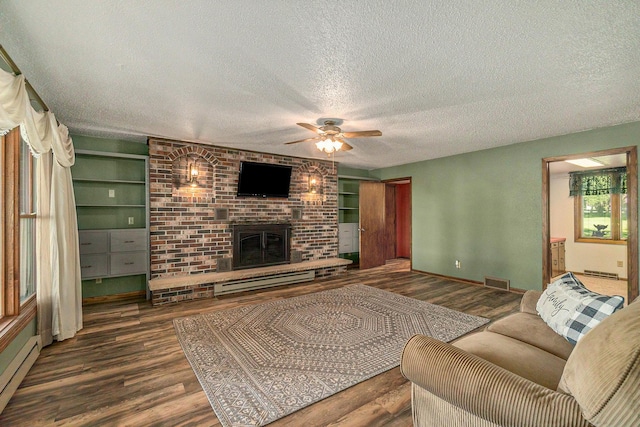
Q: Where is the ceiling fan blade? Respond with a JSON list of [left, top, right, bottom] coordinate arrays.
[[297, 122, 323, 134], [335, 138, 353, 151], [341, 130, 382, 138], [284, 136, 321, 145]]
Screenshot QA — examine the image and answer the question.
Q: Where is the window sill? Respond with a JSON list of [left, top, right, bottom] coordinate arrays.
[[575, 238, 628, 245], [0, 296, 36, 353]]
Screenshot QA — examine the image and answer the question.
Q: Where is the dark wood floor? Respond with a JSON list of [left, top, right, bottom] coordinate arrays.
[[1, 259, 523, 426]]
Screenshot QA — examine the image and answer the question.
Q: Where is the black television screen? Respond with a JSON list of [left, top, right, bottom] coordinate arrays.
[[237, 161, 292, 198]]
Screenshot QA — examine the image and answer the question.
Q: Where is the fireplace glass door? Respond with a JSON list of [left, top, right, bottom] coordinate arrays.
[[233, 224, 290, 270]]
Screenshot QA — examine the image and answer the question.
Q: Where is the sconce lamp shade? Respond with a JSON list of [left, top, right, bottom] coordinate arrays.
[[188, 158, 199, 187], [308, 174, 322, 194]]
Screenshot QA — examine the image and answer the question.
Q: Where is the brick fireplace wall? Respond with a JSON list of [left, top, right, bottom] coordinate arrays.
[[148, 137, 339, 279]]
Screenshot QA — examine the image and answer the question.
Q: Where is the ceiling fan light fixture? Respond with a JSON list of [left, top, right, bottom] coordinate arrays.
[[315, 138, 343, 154], [285, 120, 379, 154]]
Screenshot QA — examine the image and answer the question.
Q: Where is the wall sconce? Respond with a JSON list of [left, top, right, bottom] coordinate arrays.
[[188, 157, 199, 188], [308, 174, 322, 194]]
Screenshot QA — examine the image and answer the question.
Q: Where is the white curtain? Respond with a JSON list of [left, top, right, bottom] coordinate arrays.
[[0, 71, 27, 135], [0, 67, 82, 345]]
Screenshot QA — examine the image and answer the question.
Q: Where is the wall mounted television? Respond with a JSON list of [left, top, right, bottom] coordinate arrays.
[[237, 161, 293, 198]]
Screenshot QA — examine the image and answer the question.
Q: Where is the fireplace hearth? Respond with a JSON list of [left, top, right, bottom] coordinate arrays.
[[232, 224, 291, 270]]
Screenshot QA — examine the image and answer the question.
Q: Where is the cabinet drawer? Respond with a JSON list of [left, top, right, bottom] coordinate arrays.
[[110, 251, 148, 275], [79, 231, 108, 254], [339, 240, 353, 254], [338, 230, 352, 240], [339, 223, 359, 236], [79, 254, 108, 278], [110, 229, 147, 252]]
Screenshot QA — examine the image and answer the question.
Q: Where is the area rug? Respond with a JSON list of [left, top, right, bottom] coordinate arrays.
[[173, 284, 489, 426]]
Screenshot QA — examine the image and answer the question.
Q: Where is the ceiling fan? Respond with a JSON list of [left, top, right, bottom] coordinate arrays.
[[285, 120, 382, 154]]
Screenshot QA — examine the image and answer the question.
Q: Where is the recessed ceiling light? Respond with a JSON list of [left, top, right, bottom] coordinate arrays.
[[565, 158, 604, 168]]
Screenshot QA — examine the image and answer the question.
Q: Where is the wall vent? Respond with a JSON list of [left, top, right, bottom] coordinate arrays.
[[216, 258, 232, 272], [291, 250, 302, 264], [484, 276, 510, 291], [583, 270, 619, 280], [292, 208, 303, 220], [214, 208, 229, 221]]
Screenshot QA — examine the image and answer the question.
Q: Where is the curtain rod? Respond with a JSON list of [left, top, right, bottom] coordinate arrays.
[[0, 44, 49, 112]]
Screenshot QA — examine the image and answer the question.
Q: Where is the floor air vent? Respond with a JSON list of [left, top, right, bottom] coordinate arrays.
[[484, 276, 510, 291], [583, 270, 619, 280]]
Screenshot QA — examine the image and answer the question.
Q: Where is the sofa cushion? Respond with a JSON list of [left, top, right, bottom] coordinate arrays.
[[519, 290, 542, 315], [536, 272, 624, 344], [558, 298, 640, 426], [487, 312, 574, 360], [453, 331, 566, 390]]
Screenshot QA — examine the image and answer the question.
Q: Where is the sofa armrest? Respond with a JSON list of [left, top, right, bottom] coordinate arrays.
[[520, 290, 542, 314], [401, 335, 589, 427]]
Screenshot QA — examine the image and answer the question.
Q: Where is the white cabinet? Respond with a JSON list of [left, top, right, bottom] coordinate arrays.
[[339, 223, 359, 254], [79, 229, 148, 279]]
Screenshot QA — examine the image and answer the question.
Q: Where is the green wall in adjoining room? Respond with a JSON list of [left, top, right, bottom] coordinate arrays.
[[0, 320, 36, 377], [371, 121, 640, 292]]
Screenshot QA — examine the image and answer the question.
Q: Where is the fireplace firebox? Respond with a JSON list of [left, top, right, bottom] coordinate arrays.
[[232, 224, 291, 270]]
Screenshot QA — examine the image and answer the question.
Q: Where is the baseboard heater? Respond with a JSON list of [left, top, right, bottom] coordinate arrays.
[[484, 276, 510, 291], [0, 335, 41, 413], [584, 270, 619, 280], [214, 270, 315, 296]]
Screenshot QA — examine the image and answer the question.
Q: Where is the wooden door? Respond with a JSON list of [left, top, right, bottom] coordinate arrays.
[[395, 183, 411, 258], [384, 185, 396, 260], [359, 181, 386, 269]]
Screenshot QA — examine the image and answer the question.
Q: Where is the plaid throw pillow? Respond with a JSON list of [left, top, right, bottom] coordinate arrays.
[[565, 294, 624, 344], [537, 272, 624, 344]]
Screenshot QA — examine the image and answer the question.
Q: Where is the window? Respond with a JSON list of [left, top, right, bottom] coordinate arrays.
[[571, 167, 627, 244], [20, 135, 36, 303], [0, 127, 37, 352]]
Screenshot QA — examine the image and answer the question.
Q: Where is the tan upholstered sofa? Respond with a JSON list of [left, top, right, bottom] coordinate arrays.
[[401, 290, 640, 427]]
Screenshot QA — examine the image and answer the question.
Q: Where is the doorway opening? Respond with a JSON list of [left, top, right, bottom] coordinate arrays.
[[358, 178, 411, 270], [542, 146, 638, 303]]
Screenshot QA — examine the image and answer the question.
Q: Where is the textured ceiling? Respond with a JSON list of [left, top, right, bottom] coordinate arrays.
[[1, 1, 639, 169]]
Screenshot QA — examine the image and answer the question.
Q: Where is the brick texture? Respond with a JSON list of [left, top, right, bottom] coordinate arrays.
[[148, 137, 339, 280]]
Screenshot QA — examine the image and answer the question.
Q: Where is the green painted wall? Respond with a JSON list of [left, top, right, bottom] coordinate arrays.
[[72, 134, 149, 156], [337, 165, 373, 178], [0, 319, 36, 377], [371, 121, 640, 291], [72, 134, 148, 298], [81, 275, 147, 298]]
